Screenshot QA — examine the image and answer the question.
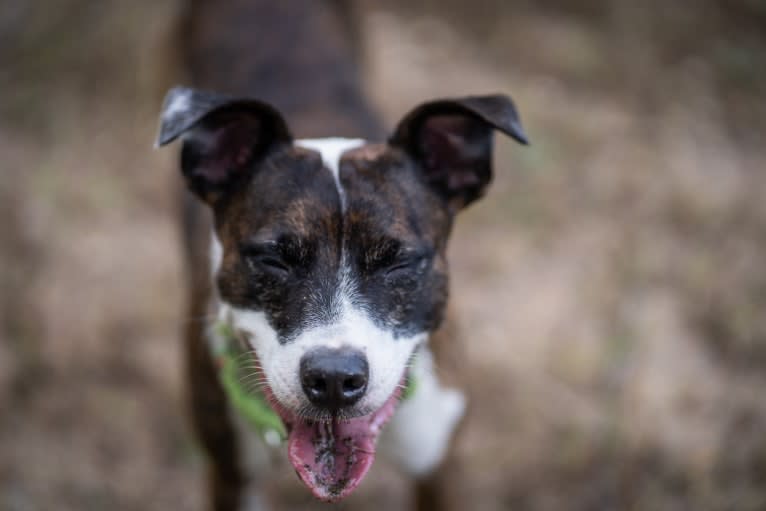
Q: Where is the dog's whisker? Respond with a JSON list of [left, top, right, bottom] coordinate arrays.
[[235, 360, 261, 367], [242, 373, 270, 386], [234, 348, 260, 358], [233, 358, 262, 367], [242, 377, 267, 387], [244, 382, 270, 394], [235, 364, 264, 372]]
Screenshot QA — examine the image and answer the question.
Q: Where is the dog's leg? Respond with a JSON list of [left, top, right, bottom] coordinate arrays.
[[412, 431, 471, 511], [186, 295, 246, 511], [414, 472, 448, 511], [181, 192, 247, 511], [412, 396, 470, 511]]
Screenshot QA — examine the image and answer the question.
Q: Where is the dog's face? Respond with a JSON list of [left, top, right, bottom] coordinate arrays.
[[211, 138, 452, 415], [157, 87, 527, 501]]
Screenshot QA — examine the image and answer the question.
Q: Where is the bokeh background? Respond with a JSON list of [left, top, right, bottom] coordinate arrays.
[[2, 1, 765, 510]]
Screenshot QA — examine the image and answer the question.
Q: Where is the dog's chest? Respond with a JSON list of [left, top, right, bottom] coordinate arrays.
[[377, 348, 466, 476]]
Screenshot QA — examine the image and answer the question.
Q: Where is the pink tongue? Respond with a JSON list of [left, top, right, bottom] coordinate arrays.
[[288, 416, 376, 502], [286, 391, 400, 502]]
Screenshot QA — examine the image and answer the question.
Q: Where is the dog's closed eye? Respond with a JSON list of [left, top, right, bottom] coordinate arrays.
[[241, 243, 292, 277], [361, 240, 433, 278], [382, 252, 431, 278]]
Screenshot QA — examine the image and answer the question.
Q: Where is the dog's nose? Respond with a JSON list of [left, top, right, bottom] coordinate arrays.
[[300, 348, 369, 411]]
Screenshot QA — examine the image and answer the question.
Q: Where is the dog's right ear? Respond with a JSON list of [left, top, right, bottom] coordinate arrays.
[[156, 87, 292, 203]]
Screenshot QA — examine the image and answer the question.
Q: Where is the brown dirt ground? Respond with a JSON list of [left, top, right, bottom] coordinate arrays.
[[2, 1, 766, 510]]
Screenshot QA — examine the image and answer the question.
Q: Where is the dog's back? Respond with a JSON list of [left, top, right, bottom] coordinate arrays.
[[179, 0, 381, 136]]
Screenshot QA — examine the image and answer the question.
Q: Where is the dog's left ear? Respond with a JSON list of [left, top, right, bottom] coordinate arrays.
[[390, 94, 528, 210]]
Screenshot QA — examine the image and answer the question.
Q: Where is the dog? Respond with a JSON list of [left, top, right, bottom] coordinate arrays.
[[157, 1, 527, 509]]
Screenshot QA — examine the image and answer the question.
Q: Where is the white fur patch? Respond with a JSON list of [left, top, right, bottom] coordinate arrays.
[[295, 138, 365, 211], [210, 232, 223, 276], [162, 88, 192, 121], [379, 348, 466, 476], [206, 234, 226, 354]]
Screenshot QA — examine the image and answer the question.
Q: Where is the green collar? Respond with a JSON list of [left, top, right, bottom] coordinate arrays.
[[213, 321, 287, 445], [212, 321, 417, 446]]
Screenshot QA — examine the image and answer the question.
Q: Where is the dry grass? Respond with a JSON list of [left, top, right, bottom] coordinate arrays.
[[1, 1, 765, 510]]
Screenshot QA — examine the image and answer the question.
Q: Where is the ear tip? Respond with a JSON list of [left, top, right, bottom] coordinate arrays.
[[513, 127, 530, 145], [467, 93, 530, 145], [154, 119, 186, 147], [154, 127, 176, 148], [156, 86, 199, 148], [506, 114, 529, 145]]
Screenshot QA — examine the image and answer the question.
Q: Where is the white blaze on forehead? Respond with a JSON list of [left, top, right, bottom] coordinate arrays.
[[295, 138, 365, 211]]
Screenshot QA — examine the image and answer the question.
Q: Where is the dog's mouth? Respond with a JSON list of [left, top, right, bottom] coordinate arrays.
[[262, 378, 404, 502]]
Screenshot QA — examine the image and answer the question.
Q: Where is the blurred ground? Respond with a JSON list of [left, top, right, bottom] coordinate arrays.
[[1, 1, 766, 510]]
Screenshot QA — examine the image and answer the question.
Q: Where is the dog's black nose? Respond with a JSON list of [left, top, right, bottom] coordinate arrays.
[[300, 348, 369, 411]]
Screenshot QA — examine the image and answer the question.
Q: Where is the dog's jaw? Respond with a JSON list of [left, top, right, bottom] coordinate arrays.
[[217, 296, 423, 501]]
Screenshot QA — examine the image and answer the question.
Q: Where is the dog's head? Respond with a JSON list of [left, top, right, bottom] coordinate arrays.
[[156, 87, 527, 501]]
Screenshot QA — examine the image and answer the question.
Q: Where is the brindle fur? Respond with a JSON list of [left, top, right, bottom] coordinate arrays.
[[172, 2, 523, 510], [208, 142, 453, 343], [174, 1, 432, 509]]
